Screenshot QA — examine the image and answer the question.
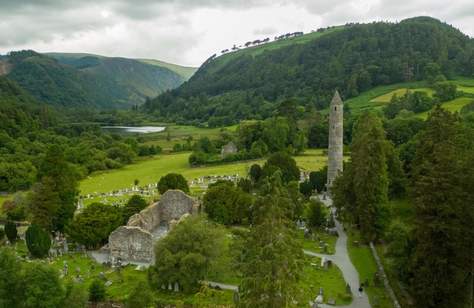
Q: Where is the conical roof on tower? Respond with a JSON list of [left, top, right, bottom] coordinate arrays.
[[330, 90, 343, 106]]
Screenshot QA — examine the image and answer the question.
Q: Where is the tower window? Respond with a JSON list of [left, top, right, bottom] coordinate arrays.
[[334, 106, 337, 111]]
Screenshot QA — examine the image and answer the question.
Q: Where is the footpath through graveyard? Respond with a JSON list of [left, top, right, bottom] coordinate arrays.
[[304, 196, 371, 308]]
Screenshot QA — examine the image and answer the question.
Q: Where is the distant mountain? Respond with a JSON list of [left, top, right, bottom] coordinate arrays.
[[144, 17, 474, 124], [0, 51, 196, 109]]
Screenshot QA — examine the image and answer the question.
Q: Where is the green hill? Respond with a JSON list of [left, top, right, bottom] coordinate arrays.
[[0, 51, 191, 109], [144, 17, 474, 124], [137, 59, 197, 80]]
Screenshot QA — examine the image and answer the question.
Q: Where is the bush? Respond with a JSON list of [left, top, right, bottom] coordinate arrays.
[[0, 227, 4, 242], [157, 173, 189, 194], [25, 225, 51, 258], [126, 281, 154, 308], [63, 283, 88, 308], [89, 279, 106, 302], [4, 221, 17, 243]]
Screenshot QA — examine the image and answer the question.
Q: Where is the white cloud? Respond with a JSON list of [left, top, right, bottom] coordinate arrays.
[[0, 0, 472, 66]]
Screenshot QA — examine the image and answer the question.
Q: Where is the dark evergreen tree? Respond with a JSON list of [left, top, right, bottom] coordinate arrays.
[[351, 113, 388, 241], [410, 106, 474, 307], [25, 224, 51, 258], [4, 221, 17, 243]]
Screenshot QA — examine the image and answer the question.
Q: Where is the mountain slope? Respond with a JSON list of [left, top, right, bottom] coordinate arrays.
[[144, 17, 474, 124], [137, 59, 197, 80], [0, 51, 191, 109]]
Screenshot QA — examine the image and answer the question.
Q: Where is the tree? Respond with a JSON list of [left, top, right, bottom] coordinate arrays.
[[249, 164, 262, 183], [122, 195, 148, 224], [203, 181, 252, 225], [126, 281, 154, 308], [409, 106, 474, 307], [29, 177, 61, 232], [157, 173, 189, 194], [433, 82, 457, 102], [89, 279, 106, 302], [148, 216, 225, 293], [22, 263, 65, 308], [36, 145, 79, 232], [0, 227, 4, 243], [262, 152, 300, 184], [0, 248, 23, 307], [309, 167, 327, 193], [351, 112, 388, 241], [4, 220, 17, 243], [25, 224, 51, 258], [66, 203, 123, 249], [236, 173, 303, 307], [306, 200, 327, 228]]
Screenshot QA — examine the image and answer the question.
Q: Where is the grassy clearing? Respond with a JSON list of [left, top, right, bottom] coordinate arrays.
[[416, 97, 474, 119], [79, 149, 329, 196], [344, 81, 427, 114], [370, 87, 434, 103], [459, 85, 474, 94], [347, 230, 393, 308]]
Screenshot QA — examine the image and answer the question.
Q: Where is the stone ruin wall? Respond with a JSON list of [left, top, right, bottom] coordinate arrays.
[[108, 190, 199, 264]]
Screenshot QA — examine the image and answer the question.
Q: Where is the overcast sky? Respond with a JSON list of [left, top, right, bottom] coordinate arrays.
[[0, 0, 472, 67]]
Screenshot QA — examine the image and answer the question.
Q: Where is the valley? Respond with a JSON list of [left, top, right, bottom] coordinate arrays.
[[1, 13, 474, 308]]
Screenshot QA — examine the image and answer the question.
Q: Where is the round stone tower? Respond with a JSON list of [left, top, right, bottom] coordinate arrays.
[[327, 90, 344, 189]]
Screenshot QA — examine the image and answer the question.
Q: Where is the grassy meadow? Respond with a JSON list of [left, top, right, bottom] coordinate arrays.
[[79, 149, 329, 196]]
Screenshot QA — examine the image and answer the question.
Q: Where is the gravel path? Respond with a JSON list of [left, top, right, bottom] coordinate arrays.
[[305, 197, 371, 308]]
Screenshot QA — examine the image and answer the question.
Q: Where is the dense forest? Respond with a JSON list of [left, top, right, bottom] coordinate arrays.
[[0, 50, 188, 109], [0, 76, 159, 193], [144, 17, 474, 124]]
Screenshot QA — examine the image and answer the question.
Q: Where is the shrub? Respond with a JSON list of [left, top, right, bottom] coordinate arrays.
[[25, 225, 51, 258], [89, 279, 106, 302], [157, 173, 189, 194], [63, 283, 88, 308], [126, 281, 154, 308], [4, 221, 17, 243]]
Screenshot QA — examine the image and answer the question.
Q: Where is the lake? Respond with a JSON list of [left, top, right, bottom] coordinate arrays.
[[101, 126, 166, 134]]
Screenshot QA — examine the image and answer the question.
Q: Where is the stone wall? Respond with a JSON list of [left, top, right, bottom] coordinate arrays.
[[159, 190, 197, 223], [107, 189, 199, 263], [108, 226, 154, 263]]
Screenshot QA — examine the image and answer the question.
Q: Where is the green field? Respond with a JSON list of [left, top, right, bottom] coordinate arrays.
[[370, 87, 434, 104], [143, 124, 238, 151], [343, 81, 427, 114], [344, 79, 474, 116], [79, 149, 328, 196], [416, 97, 474, 119]]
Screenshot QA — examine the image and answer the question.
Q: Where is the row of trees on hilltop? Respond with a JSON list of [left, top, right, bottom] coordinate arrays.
[[144, 17, 474, 124]]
